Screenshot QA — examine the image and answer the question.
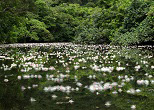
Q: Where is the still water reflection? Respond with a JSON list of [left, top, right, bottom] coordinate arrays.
[[0, 43, 153, 110]]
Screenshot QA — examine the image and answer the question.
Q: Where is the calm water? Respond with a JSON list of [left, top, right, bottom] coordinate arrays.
[[0, 43, 154, 110]]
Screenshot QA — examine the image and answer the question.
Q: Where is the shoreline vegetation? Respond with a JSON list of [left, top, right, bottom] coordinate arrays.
[[0, 0, 154, 45], [0, 43, 153, 50]]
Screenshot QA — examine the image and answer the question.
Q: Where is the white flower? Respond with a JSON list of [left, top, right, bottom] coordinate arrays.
[[126, 78, 130, 82], [118, 89, 122, 92], [135, 65, 140, 71], [96, 92, 100, 95], [66, 70, 70, 73], [116, 67, 125, 71], [4, 79, 9, 82], [71, 88, 75, 91], [103, 83, 111, 90], [112, 91, 118, 95], [151, 66, 154, 69], [59, 86, 66, 92], [23, 75, 30, 79], [101, 67, 113, 72], [44, 87, 49, 92], [76, 87, 79, 91], [111, 82, 118, 87], [59, 60, 65, 63], [32, 84, 38, 88], [128, 88, 136, 94], [42, 67, 48, 71], [105, 101, 111, 107], [148, 75, 152, 78], [52, 95, 57, 99], [131, 105, 136, 109], [89, 82, 103, 92], [38, 75, 42, 79], [49, 66, 55, 70], [125, 75, 128, 78], [136, 89, 141, 93], [74, 65, 80, 70], [30, 97, 36, 102], [69, 99, 74, 104], [151, 80, 154, 84], [118, 76, 122, 79], [21, 86, 26, 91], [137, 80, 144, 85], [76, 82, 82, 87], [28, 86, 31, 89], [89, 85, 96, 92], [88, 75, 93, 79], [135, 65, 140, 69], [144, 80, 149, 86], [21, 69, 27, 72], [130, 77, 134, 80], [0, 56, 5, 58]]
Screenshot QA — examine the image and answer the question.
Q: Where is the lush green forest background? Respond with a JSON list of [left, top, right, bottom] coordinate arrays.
[[0, 0, 153, 45]]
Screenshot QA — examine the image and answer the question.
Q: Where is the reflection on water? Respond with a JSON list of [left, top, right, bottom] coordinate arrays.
[[0, 43, 154, 110]]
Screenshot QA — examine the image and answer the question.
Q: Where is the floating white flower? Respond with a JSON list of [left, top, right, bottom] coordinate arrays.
[[126, 78, 130, 82], [112, 91, 118, 95], [76, 82, 82, 87], [131, 105, 136, 109], [118, 89, 122, 92], [148, 75, 152, 78], [49, 66, 55, 70], [101, 67, 113, 73], [4, 79, 9, 82], [52, 95, 57, 99], [28, 86, 31, 89], [0, 56, 5, 58], [74, 65, 80, 70], [30, 97, 36, 102], [42, 67, 48, 71], [69, 99, 74, 104], [136, 89, 141, 93], [144, 80, 149, 86], [88, 75, 93, 79], [17, 76, 22, 80], [75, 87, 79, 91], [89, 82, 103, 92], [151, 80, 154, 84], [44, 87, 49, 92], [32, 84, 38, 88], [111, 82, 118, 87], [21, 86, 26, 91], [38, 75, 42, 79], [137, 80, 144, 85], [116, 67, 125, 71], [135, 65, 141, 71], [105, 101, 111, 107], [103, 83, 111, 90]]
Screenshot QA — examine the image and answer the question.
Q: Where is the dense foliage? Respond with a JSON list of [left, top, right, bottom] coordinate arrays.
[[0, 0, 153, 45]]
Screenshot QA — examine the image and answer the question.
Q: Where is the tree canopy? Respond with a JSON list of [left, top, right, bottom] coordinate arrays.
[[0, 0, 153, 45]]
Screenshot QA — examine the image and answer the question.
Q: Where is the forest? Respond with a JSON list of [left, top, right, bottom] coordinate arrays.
[[0, 0, 154, 45]]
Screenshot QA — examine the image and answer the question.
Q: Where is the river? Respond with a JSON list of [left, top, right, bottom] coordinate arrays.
[[0, 43, 154, 110]]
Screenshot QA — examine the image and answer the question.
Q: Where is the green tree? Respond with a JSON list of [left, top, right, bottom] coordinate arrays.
[[113, 0, 154, 45]]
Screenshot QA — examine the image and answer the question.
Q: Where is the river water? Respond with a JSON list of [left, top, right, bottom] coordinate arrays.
[[0, 43, 153, 110]]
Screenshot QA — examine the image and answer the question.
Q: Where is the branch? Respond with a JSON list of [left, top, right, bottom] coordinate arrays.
[[0, 7, 11, 13]]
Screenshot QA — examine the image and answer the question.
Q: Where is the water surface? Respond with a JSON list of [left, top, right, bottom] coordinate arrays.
[[0, 43, 154, 110]]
